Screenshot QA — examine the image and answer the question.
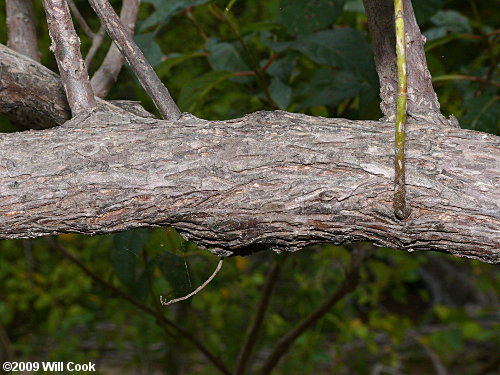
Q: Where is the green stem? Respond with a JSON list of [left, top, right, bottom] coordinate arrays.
[[394, 0, 410, 220]]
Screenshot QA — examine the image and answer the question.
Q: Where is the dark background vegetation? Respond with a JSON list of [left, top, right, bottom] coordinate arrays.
[[0, 0, 499, 374]]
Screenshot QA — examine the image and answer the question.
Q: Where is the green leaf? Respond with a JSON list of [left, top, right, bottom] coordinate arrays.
[[140, 0, 212, 31], [157, 251, 193, 298], [134, 33, 164, 67], [205, 38, 250, 72], [278, 0, 345, 36], [412, 0, 446, 24], [111, 229, 150, 287], [269, 77, 292, 109], [178, 71, 236, 112], [299, 68, 364, 108], [462, 94, 499, 134], [290, 29, 374, 75], [430, 10, 472, 34], [266, 54, 297, 82]]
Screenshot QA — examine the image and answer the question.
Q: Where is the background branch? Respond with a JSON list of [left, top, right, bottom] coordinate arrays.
[[259, 247, 370, 375], [90, 0, 141, 98], [6, 0, 40, 62], [88, 0, 181, 119], [42, 0, 96, 115], [235, 255, 287, 375]]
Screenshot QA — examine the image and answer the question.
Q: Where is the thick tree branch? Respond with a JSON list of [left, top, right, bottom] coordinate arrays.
[[6, 0, 40, 62], [88, 0, 181, 119], [362, 0, 458, 128], [90, 0, 141, 98], [42, 0, 96, 115], [0, 109, 498, 263]]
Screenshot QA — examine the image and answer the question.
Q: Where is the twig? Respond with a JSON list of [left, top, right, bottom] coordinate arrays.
[[67, 0, 95, 39], [85, 24, 106, 67], [88, 0, 181, 119], [235, 255, 287, 375], [46, 237, 232, 375], [432, 74, 500, 88], [259, 247, 370, 375], [160, 258, 224, 306], [6, 0, 41, 62], [393, 0, 410, 220], [91, 0, 141, 98], [42, 0, 96, 115]]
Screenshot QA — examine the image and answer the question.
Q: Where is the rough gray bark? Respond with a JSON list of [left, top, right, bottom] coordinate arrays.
[[362, 0, 458, 128], [0, 110, 498, 263], [6, 0, 40, 62], [42, 0, 96, 115]]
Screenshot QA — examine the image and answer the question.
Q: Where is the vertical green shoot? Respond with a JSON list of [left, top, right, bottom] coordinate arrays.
[[394, 0, 410, 220]]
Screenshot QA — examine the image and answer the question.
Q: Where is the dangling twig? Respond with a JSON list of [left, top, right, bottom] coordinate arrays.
[[393, 0, 411, 220], [160, 258, 224, 306]]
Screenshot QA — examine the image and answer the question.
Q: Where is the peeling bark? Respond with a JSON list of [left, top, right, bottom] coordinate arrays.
[[0, 110, 498, 263]]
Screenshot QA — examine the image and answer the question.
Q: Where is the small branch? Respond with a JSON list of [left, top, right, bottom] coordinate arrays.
[[88, 0, 181, 119], [235, 255, 287, 375], [47, 237, 232, 375], [42, 0, 96, 115], [91, 0, 141, 98], [160, 258, 224, 306], [259, 248, 370, 375], [6, 0, 41, 62], [67, 0, 95, 39], [393, 0, 410, 220], [84, 24, 106, 67]]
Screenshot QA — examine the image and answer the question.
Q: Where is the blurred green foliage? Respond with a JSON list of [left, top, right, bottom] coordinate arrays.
[[0, 0, 499, 374]]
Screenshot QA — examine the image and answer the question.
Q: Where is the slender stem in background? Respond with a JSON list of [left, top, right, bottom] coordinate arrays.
[[432, 74, 500, 88], [210, 5, 276, 108], [259, 248, 370, 375], [91, 0, 141, 98], [88, 0, 181, 119], [160, 258, 224, 306], [235, 255, 287, 375], [84, 24, 106, 67], [6, 0, 41, 62], [184, 7, 208, 41], [393, 0, 410, 220], [47, 237, 232, 375], [42, 0, 96, 115]]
